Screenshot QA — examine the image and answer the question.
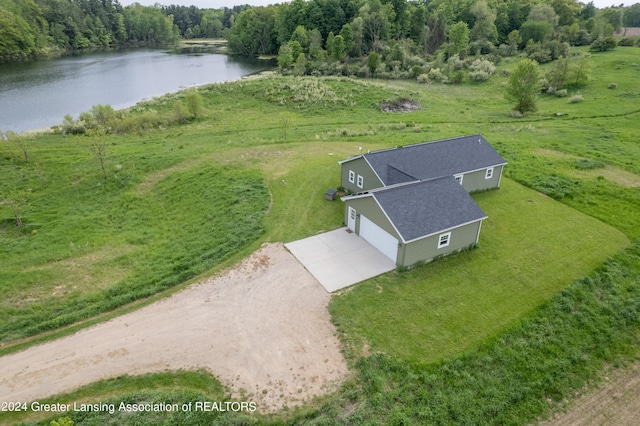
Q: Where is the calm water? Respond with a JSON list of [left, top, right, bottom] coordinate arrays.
[[0, 49, 268, 133]]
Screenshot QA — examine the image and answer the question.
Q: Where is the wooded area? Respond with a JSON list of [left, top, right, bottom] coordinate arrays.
[[2, 0, 639, 63], [0, 0, 243, 60]]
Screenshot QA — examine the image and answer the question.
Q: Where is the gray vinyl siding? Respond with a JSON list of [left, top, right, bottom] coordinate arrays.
[[343, 197, 401, 240], [341, 158, 384, 194], [397, 220, 482, 267], [461, 165, 504, 193]]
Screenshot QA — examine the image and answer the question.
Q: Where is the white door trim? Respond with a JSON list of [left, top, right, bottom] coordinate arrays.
[[347, 206, 356, 231]]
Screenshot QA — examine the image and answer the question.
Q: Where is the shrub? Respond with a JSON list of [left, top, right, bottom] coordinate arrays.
[[449, 70, 466, 84], [469, 70, 489, 82], [568, 94, 584, 103], [555, 89, 568, 97], [590, 37, 617, 52], [185, 91, 204, 118], [617, 37, 636, 47], [575, 29, 592, 46], [60, 114, 87, 135], [428, 67, 446, 82], [470, 58, 496, 74], [447, 54, 465, 70], [417, 73, 430, 84], [468, 58, 496, 82], [524, 41, 552, 63], [173, 100, 189, 124], [410, 64, 425, 78], [356, 65, 371, 78]]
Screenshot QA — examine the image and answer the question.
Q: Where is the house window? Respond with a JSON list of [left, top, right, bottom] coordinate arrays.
[[437, 232, 451, 249], [454, 174, 463, 185], [348, 170, 355, 184], [357, 174, 364, 188], [485, 167, 494, 179]]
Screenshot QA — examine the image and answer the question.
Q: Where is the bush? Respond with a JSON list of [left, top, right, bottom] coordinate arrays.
[[568, 94, 584, 103], [173, 100, 190, 124], [469, 70, 490, 82], [575, 29, 592, 46], [617, 37, 636, 47], [524, 41, 553, 63], [410, 64, 425, 78], [428, 67, 446, 82], [555, 89, 568, 97], [417, 73, 430, 84], [590, 37, 617, 52], [469, 39, 496, 55], [449, 70, 466, 84], [447, 54, 465, 70], [468, 58, 496, 82]]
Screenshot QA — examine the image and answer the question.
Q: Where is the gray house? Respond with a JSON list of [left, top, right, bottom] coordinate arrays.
[[340, 135, 506, 268]]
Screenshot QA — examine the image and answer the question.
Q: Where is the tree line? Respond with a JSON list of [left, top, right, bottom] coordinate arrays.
[[0, 0, 244, 60], [3, 0, 639, 63], [227, 0, 640, 59]]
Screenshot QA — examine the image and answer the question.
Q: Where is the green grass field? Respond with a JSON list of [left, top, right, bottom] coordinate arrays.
[[0, 46, 639, 425], [330, 178, 628, 364]]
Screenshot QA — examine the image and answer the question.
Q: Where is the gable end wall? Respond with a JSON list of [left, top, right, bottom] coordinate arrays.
[[343, 197, 401, 241], [341, 157, 384, 193], [461, 165, 504, 193]]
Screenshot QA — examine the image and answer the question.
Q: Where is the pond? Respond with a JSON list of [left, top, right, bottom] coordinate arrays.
[[0, 49, 269, 133]]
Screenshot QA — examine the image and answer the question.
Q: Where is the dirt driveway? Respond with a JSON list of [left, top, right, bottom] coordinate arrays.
[[0, 243, 348, 412]]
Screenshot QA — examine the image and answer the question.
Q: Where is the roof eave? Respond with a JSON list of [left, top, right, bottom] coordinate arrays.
[[403, 216, 488, 244]]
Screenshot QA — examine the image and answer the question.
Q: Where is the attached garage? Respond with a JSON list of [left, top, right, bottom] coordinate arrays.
[[359, 215, 399, 262], [342, 177, 488, 268]]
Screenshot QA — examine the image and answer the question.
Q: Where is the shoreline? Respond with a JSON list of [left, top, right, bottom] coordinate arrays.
[[1, 51, 275, 135]]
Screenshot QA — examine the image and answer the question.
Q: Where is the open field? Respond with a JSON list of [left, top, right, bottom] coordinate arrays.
[[1, 47, 639, 425], [330, 178, 628, 364]]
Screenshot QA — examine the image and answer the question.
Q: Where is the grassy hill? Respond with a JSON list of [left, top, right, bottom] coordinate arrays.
[[0, 47, 639, 425]]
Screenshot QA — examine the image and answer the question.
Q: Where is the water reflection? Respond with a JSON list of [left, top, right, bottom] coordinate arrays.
[[0, 49, 269, 133]]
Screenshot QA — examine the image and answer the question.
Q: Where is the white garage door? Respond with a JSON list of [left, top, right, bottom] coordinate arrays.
[[359, 215, 398, 263]]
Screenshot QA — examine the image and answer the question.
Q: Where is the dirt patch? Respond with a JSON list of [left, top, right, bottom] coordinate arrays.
[[379, 98, 421, 113], [541, 363, 640, 425], [0, 243, 347, 413], [617, 27, 640, 37]]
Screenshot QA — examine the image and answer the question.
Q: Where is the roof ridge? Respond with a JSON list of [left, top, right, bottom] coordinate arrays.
[[364, 134, 482, 156]]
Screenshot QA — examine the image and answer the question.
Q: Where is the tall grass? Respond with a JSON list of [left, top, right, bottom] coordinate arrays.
[[0, 163, 269, 343]]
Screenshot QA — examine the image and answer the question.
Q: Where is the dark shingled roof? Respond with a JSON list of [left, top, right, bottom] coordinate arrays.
[[363, 134, 506, 185], [373, 177, 487, 242]]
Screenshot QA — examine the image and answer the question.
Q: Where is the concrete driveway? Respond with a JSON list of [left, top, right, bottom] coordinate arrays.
[[285, 227, 396, 292]]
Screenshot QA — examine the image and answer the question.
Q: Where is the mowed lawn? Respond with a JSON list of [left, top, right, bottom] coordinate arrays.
[[330, 178, 629, 364]]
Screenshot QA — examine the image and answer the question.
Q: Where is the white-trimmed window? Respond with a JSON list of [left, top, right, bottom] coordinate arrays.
[[454, 174, 463, 185], [357, 174, 364, 188], [485, 167, 494, 179], [348, 170, 355, 183], [437, 232, 451, 249]]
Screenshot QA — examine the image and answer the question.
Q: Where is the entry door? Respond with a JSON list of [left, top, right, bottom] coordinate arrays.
[[347, 206, 356, 231]]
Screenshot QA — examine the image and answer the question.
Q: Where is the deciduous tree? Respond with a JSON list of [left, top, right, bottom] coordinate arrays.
[[505, 58, 542, 114], [448, 22, 470, 58], [88, 129, 109, 179]]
